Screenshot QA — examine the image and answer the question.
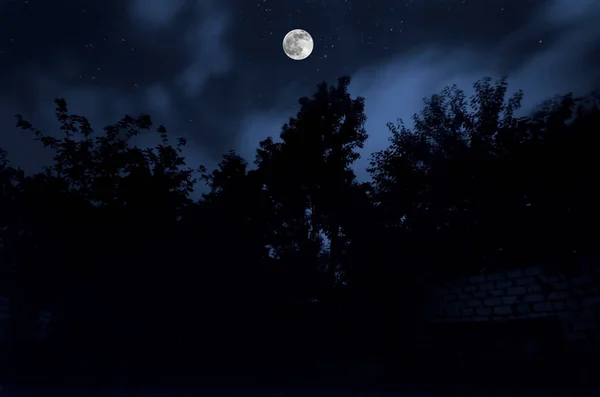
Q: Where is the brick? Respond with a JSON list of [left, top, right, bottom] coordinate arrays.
[[508, 286, 526, 295], [468, 299, 483, 307], [484, 298, 502, 306], [574, 317, 597, 331], [529, 313, 549, 319], [443, 294, 457, 302], [565, 298, 581, 310], [462, 308, 474, 316], [469, 275, 486, 284], [459, 294, 472, 300], [533, 302, 554, 312], [480, 283, 495, 291], [507, 269, 524, 278], [552, 282, 569, 290], [553, 301, 565, 311], [516, 277, 536, 286], [473, 291, 488, 298], [548, 291, 569, 300], [476, 308, 491, 316], [489, 289, 504, 297], [464, 285, 477, 293], [527, 285, 543, 293], [525, 266, 544, 276], [501, 296, 517, 305], [570, 276, 593, 286], [582, 296, 600, 307], [511, 315, 528, 320], [473, 317, 488, 322], [496, 280, 512, 289], [494, 306, 512, 315], [524, 294, 544, 303], [540, 275, 560, 283], [486, 272, 505, 281], [517, 304, 531, 314]]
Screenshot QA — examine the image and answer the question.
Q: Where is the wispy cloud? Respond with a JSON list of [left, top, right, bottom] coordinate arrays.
[[238, 0, 600, 181]]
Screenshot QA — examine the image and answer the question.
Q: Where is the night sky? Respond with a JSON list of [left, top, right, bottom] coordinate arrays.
[[0, 0, 598, 188]]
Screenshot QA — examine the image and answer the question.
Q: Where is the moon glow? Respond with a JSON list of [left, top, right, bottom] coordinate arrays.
[[282, 29, 314, 60]]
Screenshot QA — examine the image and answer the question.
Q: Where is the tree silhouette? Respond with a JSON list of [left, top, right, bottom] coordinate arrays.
[[254, 76, 368, 300], [370, 78, 600, 277], [1, 76, 600, 385], [2, 99, 203, 377]]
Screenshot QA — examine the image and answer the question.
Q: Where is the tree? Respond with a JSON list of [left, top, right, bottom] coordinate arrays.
[[254, 76, 368, 300], [5, 99, 200, 370], [196, 150, 272, 299], [0, 148, 24, 271], [4, 75, 600, 382], [370, 78, 600, 277]]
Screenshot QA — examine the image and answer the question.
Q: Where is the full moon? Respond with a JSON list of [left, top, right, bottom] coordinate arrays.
[[282, 29, 314, 60]]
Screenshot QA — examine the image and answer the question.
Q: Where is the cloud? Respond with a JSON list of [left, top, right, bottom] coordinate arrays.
[[175, 1, 233, 98], [0, 0, 235, 178], [237, 0, 600, 182], [145, 84, 173, 114], [126, 0, 235, 173], [129, 0, 185, 27], [126, 0, 233, 98], [237, 110, 290, 164], [1, 0, 597, 196], [350, 0, 600, 179], [542, 0, 600, 25]]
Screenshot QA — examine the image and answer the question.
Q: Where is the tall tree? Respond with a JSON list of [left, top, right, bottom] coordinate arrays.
[[8, 99, 199, 357], [370, 78, 600, 276], [197, 150, 272, 298], [255, 76, 368, 299]]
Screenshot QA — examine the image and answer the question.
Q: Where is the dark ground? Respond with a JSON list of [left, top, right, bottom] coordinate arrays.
[[2, 340, 600, 397], [1, 304, 599, 396]]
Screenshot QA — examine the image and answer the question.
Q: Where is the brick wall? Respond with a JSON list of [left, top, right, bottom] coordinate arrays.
[[422, 263, 600, 354]]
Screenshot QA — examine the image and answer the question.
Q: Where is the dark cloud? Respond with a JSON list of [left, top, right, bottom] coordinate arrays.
[[236, 0, 600, 179], [0, 0, 598, 187], [0, 0, 233, 171]]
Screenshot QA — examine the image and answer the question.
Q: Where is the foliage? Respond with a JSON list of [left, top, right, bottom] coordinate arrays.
[[254, 76, 368, 298], [370, 78, 600, 277], [1, 76, 599, 378]]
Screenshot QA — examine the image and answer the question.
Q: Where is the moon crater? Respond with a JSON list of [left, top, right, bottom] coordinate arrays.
[[283, 29, 314, 60]]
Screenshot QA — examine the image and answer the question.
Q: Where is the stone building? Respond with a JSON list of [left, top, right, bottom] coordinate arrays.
[[419, 258, 600, 366]]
